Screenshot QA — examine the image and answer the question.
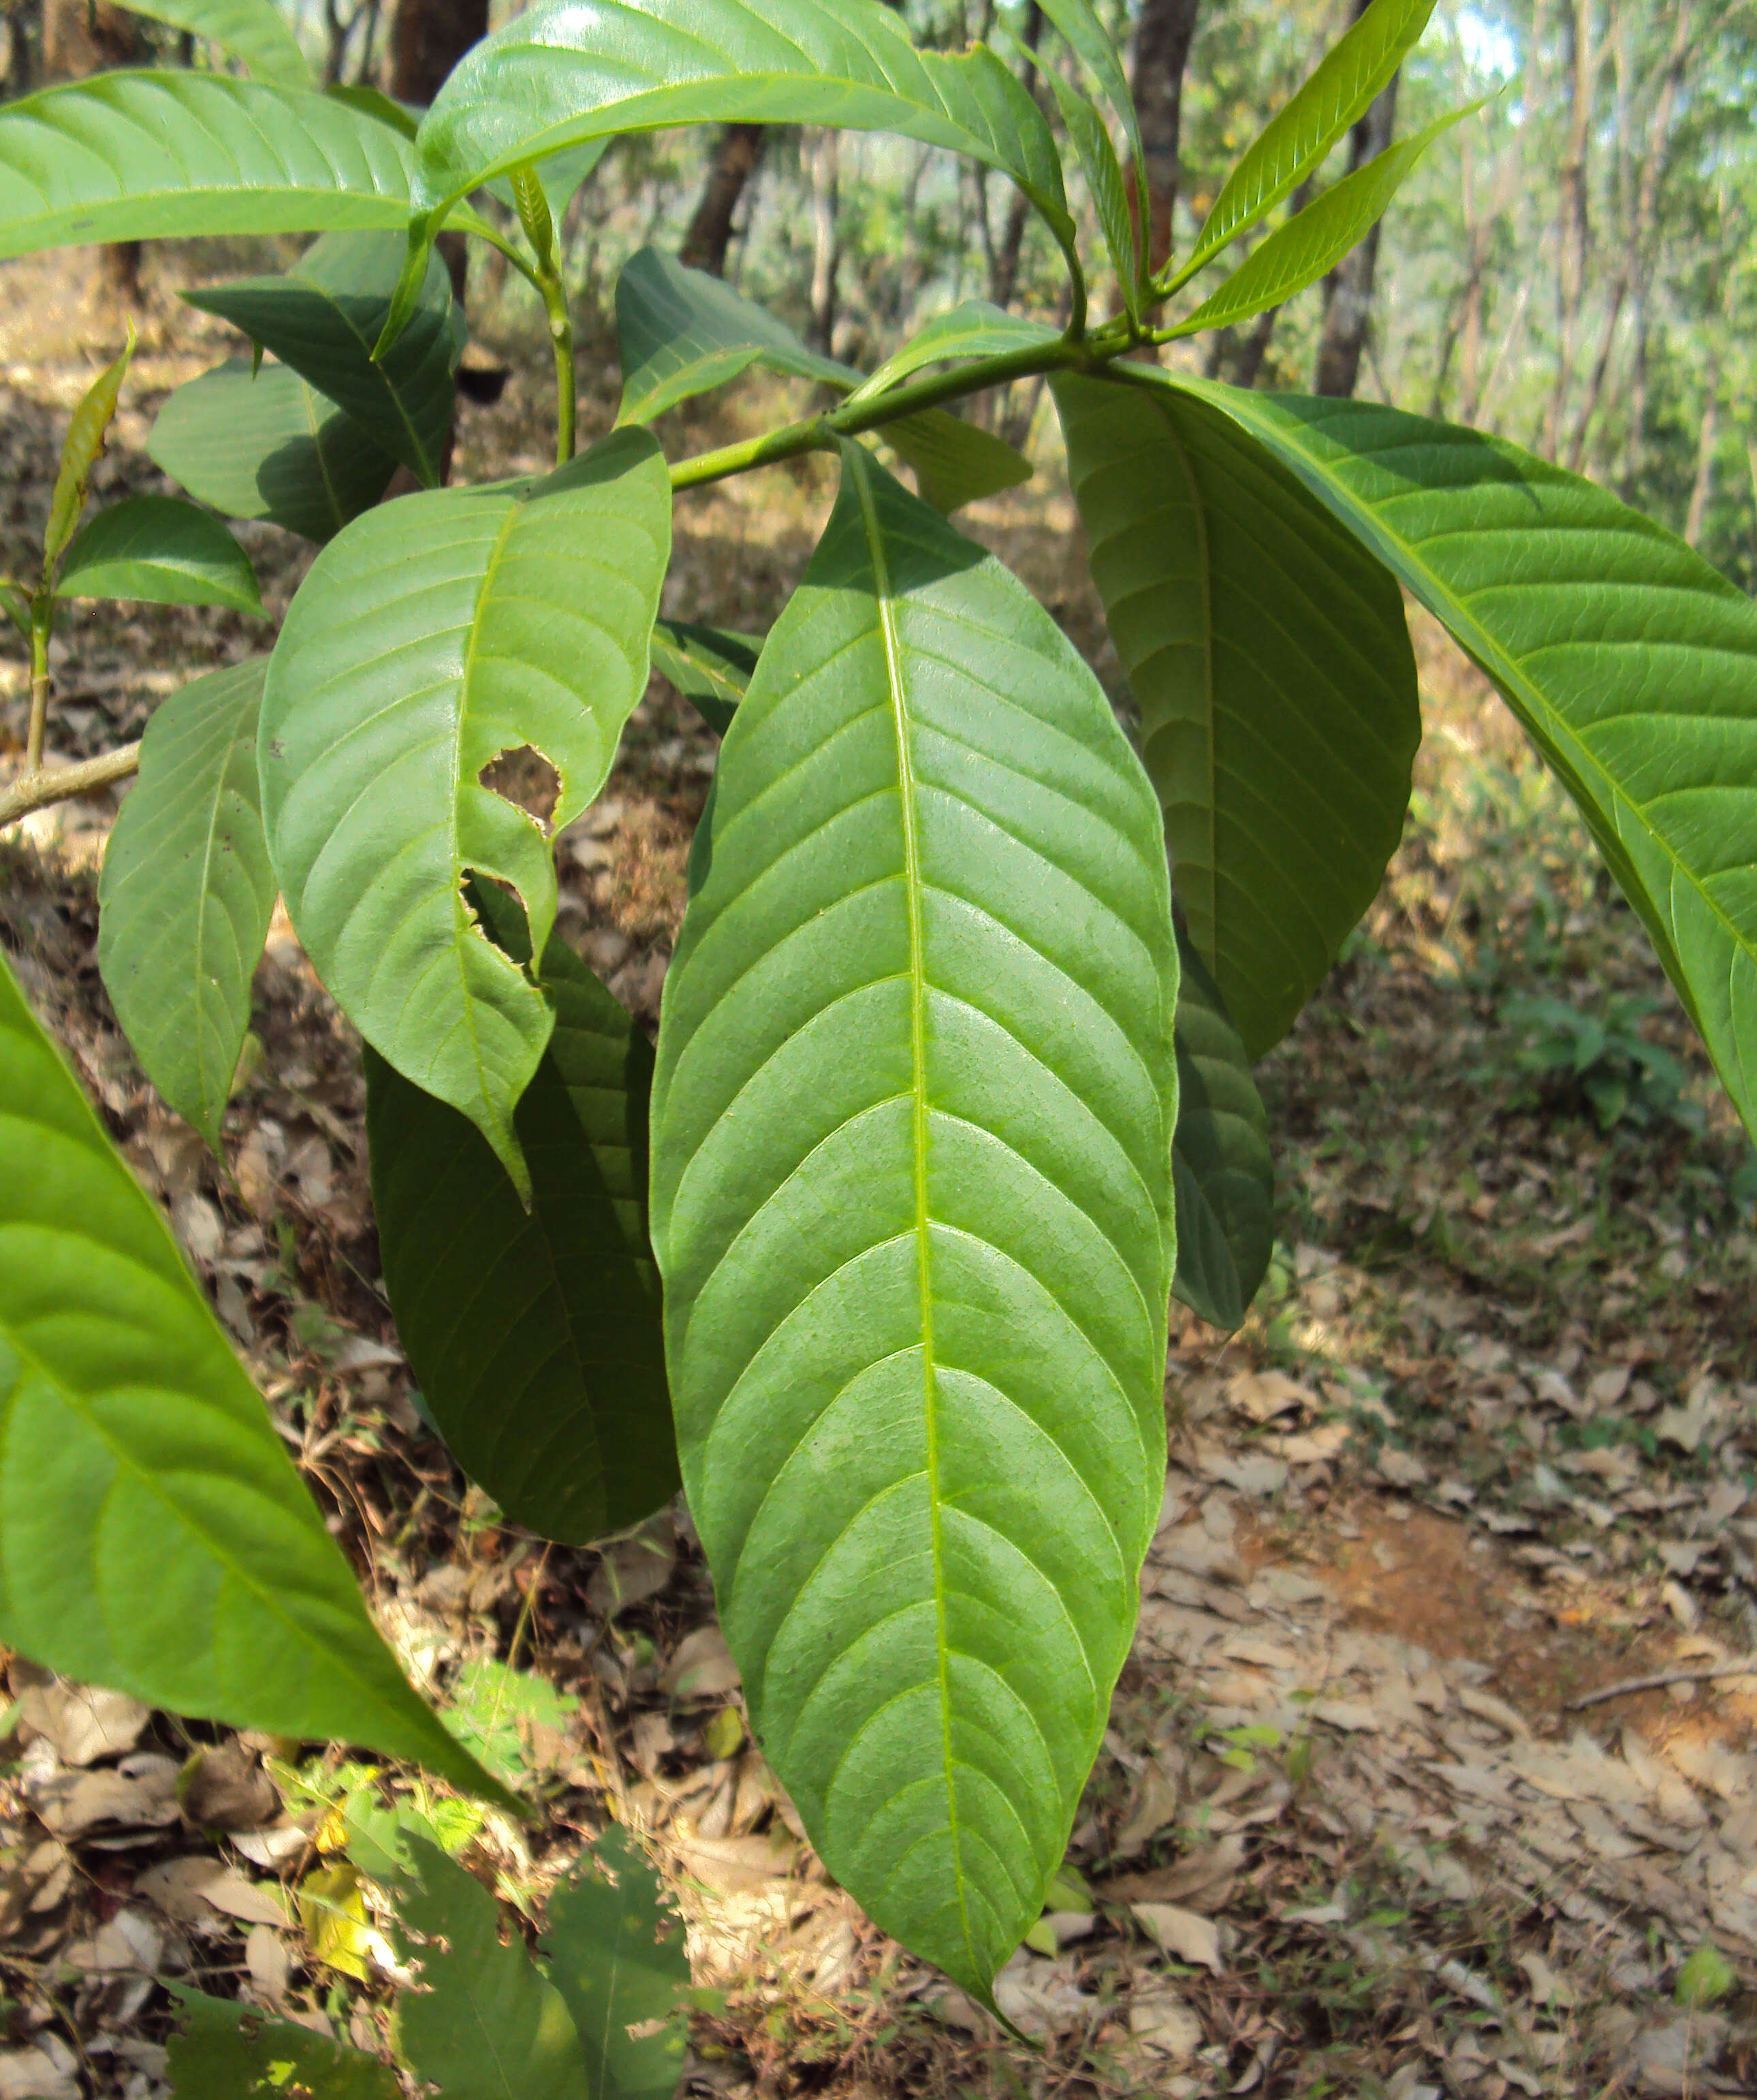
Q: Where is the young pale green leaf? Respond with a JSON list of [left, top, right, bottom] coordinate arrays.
[[1172, 104, 1474, 338], [166, 1989, 399, 2100], [1034, 0, 1145, 262], [849, 301, 1058, 404], [1180, 0, 1438, 283], [97, 660, 273, 1151], [187, 231, 461, 487], [486, 139, 613, 234], [366, 918, 677, 1547], [120, 0, 313, 87], [54, 495, 262, 613], [541, 1826, 690, 2100], [394, 1839, 591, 2100], [1171, 929, 1272, 1332], [0, 74, 419, 258], [148, 356, 397, 543], [43, 329, 134, 579], [1165, 375, 1757, 1147], [260, 429, 671, 1196], [0, 947, 509, 1803], [615, 244, 847, 426], [648, 619, 760, 737], [1042, 66, 1139, 318], [650, 445, 1177, 2001], [384, 0, 1073, 349], [1051, 372, 1417, 1057]]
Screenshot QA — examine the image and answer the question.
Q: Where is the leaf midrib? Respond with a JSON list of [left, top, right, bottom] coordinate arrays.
[[846, 443, 976, 1982]]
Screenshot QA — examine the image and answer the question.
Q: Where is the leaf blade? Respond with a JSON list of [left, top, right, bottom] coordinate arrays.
[[167, 1990, 399, 2100], [55, 494, 262, 612], [119, 0, 313, 87], [541, 1826, 689, 2100], [1171, 931, 1272, 1331]]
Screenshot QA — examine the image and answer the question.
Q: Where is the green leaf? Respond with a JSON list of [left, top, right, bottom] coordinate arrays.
[[881, 410, 1034, 514], [327, 82, 419, 138], [261, 429, 671, 1196], [1160, 375, 1757, 1147], [0, 946, 509, 1803], [1180, 0, 1438, 283], [1034, 0, 1145, 275], [148, 355, 397, 544], [486, 138, 614, 226], [97, 660, 274, 1151], [394, 1839, 590, 2100], [55, 495, 262, 613], [1051, 372, 1417, 1057], [366, 918, 677, 1546], [542, 1826, 689, 2100], [1171, 930, 1271, 1332], [166, 1989, 399, 2100], [44, 328, 134, 579], [648, 618, 760, 737], [1173, 104, 1476, 338], [850, 301, 1058, 404], [1675, 1939, 1737, 2009], [187, 230, 461, 487], [443, 1657, 573, 1787], [120, 0, 312, 88], [0, 73, 420, 258], [1042, 65, 1139, 317], [649, 445, 1177, 2000], [385, 0, 1073, 348]]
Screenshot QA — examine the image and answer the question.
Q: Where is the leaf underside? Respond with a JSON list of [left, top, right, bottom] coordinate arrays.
[[1053, 372, 1419, 1059], [650, 447, 1177, 1999], [0, 949, 502, 1801], [1171, 375, 1757, 1145], [122, 0, 313, 88], [55, 494, 262, 613], [648, 618, 761, 737]]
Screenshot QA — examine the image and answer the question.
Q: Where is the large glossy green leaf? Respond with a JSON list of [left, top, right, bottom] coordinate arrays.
[[0, 948, 507, 1801], [55, 494, 262, 613], [650, 445, 1177, 2000], [1177, 0, 1437, 284], [260, 430, 671, 1196], [187, 231, 461, 487], [1163, 375, 1757, 1145], [1171, 930, 1271, 1332], [366, 914, 675, 1547], [1051, 372, 1417, 1057], [395, 1840, 590, 2100], [148, 356, 397, 543], [121, 0, 312, 87], [1173, 104, 1474, 338], [167, 1990, 399, 2100], [541, 1826, 689, 2100], [0, 73, 418, 257], [648, 618, 759, 737], [97, 661, 273, 1152]]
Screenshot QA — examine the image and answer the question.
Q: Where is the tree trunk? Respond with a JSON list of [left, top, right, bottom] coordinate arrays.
[[1545, 0, 1595, 457], [1314, 0, 1399, 400], [1129, 0, 1201, 274], [679, 125, 768, 276], [390, 0, 488, 298], [42, 0, 142, 296]]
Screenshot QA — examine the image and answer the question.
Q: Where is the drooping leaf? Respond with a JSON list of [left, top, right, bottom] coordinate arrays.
[[0, 947, 509, 1803], [541, 1826, 689, 2100], [1172, 104, 1476, 338], [54, 495, 263, 613], [394, 1839, 590, 2100], [366, 915, 676, 1546], [148, 356, 397, 543], [0, 73, 420, 257], [388, 0, 1075, 347], [648, 618, 760, 737], [1051, 372, 1417, 1057], [1042, 65, 1139, 317], [119, 0, 312, 88], [1164, 375, 1757, 1146], [649, 446, 1177, 2001], [1033, 0, 1145, 276], [97, 660, 273, 1151], [261, 428, 671, 1196], [1171, 930, 1272, 1332], [166, 1988, 400, 2100], [1178, 0, 1438, 283], [44, 329, 134, 578], [187, 230, 461, 487], [851, 301, 1058, 404]]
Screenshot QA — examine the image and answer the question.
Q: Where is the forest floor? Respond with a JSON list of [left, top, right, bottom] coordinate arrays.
[[3, 249, 1757, 2100]]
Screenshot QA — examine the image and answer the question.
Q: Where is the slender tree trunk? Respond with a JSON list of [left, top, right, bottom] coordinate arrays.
[[1314, 0, 1399, 400], [679, 125, 768, 276], [1129, 0, 1201, 274], [1545, 0, 1595, 458], [390, 0, 488, 298], [42, 0, 140, 296], [1685, 370, 1720, 547]]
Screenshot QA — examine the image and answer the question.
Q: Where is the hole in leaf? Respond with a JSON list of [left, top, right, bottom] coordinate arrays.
[[479, 744, 560, 832]]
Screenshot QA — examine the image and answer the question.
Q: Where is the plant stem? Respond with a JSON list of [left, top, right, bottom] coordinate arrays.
[[24, 599, 50, 774], [0, 740, 140, 830], [540, 270, 575, 465]]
